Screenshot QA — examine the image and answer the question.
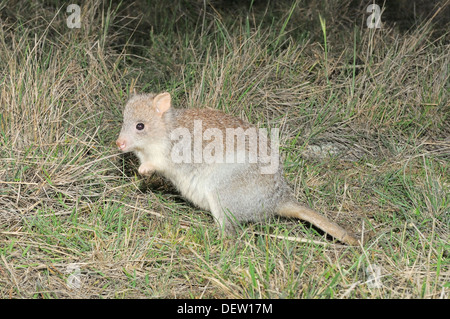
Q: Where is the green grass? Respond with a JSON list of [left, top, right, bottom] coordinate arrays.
[[0, 0, 449, 298]]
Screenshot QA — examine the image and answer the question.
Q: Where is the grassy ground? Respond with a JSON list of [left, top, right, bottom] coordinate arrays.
[[0, 0, 449, 298]]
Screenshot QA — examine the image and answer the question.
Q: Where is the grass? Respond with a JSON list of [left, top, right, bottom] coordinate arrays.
[[0, 0, 449, 298]]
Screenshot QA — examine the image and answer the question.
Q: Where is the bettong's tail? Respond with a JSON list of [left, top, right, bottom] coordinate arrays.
[[276, 202, 360, 245]]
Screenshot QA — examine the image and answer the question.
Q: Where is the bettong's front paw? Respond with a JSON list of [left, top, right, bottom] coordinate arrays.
[[138, 162, 155, 176]]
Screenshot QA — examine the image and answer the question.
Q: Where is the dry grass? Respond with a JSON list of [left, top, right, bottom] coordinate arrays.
[[0, 0, 448, 298]]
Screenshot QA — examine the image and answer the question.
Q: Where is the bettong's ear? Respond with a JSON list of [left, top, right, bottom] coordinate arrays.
[[129, 80, 138, 97], [153, 92, 171, 116]]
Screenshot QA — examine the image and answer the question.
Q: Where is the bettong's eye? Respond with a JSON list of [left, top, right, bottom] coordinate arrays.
[[136, 123, 144, 130]]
